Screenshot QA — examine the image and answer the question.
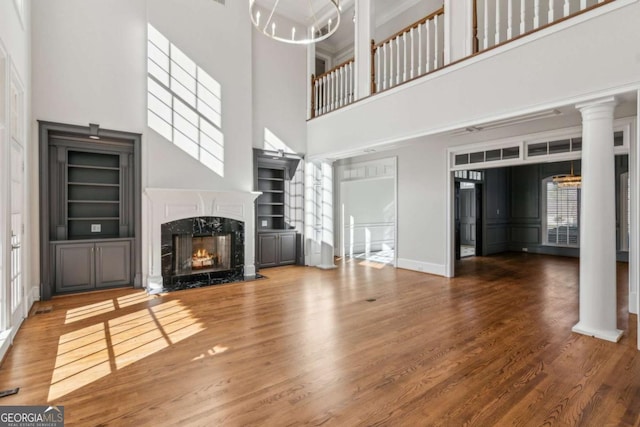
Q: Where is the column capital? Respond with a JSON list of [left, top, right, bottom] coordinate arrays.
[[576, 96, 618, 118]]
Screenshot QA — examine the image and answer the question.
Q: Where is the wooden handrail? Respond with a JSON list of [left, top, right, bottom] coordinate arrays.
[[373, 7, 445, 50], [312, 58, 354, 83]]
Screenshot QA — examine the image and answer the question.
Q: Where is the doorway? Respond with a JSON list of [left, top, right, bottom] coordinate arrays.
[[454, 173, 483, 261]]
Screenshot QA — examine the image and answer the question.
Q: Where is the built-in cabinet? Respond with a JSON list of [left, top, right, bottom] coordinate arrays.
[[40, 122, 140, 297], [53, 239, 132, 292], [257, 231, 297, 267], [253, 149, 302, 269]]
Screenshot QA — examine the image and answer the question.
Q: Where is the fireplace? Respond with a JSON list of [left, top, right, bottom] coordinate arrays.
[[145, 188, 260, 294], [161, 216, 244, 291], [173, 234, 232, 275]]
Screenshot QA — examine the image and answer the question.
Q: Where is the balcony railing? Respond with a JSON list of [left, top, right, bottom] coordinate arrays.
[[310, 0, 617, 119], [311, 58, 355, 118], [473, 0, 615, 53], [371, 7, 445, 94]]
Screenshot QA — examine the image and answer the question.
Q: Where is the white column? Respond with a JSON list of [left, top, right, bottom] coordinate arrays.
[[354, 0, 374, 100], [307, 41, 316, 119], [445, 0, 473, 64], [572, 96, 622, 343]]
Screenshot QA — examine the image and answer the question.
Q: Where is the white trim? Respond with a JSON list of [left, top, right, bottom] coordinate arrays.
[[397, 258, 446, 276], [448, 118, 634, 171]]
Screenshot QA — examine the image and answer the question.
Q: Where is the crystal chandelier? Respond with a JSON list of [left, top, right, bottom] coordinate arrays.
[[249, 0, 341, 45], [552, 161, 582, 188]]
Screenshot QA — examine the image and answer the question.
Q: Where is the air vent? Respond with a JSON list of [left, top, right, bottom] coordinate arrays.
[[212, 0, 225, 5]]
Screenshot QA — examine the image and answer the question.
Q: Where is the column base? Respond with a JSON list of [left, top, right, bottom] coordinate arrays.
[[244, 264, 256, 279], [146, 275, 164, 295], [316, 264, 338, 270], [572, 322, 623, 343]]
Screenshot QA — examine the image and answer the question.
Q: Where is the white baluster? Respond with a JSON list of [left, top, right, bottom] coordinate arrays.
[[395, 37, 400, 85], [534, 0, 540, 29], [388, 41, 393, 87], [376, 49, 381, 93], [580, 0, 587, 10], [403, 33, 408, 82], [564, 0, 570, 16], [495, 0, 501, 45], [434, 15, 439, 69], [520, 0, 526, 34], [320, 76, 327, 114], [507, 0, 513, 40], [548, 0, 555, 23], [383, 44, 388, 90], [426, 20, 431, 72], [418, 24, 423, 76], [315, 81, 319, 115], [349, 62, 354, 102], [483, 0, 490, 49], [329, 73, 334, 111], [410, 28, 415, 79], [339, 67, 344, 107]]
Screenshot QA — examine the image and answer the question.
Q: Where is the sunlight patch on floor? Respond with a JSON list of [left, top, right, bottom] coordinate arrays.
[[49, 299, 204, 402]]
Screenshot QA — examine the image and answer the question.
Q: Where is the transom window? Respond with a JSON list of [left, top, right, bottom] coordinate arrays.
[[543, 177, 580, 247]]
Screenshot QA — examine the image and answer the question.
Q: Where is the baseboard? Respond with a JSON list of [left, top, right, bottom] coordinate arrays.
[[397, 258, 446, 276], [630, 291, 638, 315], [28, 285, 40, 311]]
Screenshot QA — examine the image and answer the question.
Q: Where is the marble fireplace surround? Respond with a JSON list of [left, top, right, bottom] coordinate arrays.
[[145, 188, 260, 293]]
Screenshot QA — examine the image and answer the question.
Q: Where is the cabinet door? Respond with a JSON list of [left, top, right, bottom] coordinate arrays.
[[258, 233, 279, 267], [55, 243, 95, 292], [95, 240, 131, 288], [279, 232, 297, 265]]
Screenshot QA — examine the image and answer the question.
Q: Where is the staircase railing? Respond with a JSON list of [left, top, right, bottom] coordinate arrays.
[[371, 7, 445, 94], [311, 58, 355, 118]]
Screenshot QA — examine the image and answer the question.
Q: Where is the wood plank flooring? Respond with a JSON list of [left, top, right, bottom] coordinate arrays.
[[0, 253, 638, 426]]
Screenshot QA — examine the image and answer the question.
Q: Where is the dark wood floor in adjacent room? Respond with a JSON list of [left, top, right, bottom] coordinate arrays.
[[1, 253, 639, 426]]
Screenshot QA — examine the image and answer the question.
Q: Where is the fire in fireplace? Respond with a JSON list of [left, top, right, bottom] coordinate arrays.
[[173, 234, 232, 275]]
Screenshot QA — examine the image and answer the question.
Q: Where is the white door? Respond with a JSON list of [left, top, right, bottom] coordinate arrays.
[[9, 139, 24, 328]]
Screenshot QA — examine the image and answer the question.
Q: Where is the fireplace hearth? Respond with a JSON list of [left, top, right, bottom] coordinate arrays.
[[161, 217, 244, 291]]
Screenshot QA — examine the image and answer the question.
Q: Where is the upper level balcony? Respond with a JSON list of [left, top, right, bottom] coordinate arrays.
[[304, 0, 640, 158]]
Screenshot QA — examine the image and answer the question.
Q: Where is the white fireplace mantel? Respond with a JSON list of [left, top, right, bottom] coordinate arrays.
[[145, 188, 261, 293]]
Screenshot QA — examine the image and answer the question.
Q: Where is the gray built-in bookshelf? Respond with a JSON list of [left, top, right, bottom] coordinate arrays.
[[44, 130, 137, 294]]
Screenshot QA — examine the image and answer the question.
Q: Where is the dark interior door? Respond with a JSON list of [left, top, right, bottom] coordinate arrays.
[[460, 187, 476, 246], [454, 181, 461, 260]]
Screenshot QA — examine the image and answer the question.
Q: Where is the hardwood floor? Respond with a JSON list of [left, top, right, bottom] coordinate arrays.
[[1, 253, 638, 426]]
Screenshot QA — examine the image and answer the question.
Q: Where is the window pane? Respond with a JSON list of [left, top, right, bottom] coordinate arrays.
[[528, 142, 547, 157], [545, 180, 579, 247]]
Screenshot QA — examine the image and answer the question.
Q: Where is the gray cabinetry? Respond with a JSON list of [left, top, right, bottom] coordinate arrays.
[[54, 239, 132, 293], [253, 149, 302, 269], [257, 231, 297, 268]]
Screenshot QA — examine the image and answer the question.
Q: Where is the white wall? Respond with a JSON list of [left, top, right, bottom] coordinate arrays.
[[252, 31, 307, 155], [146, 0, 254, 192], [31, 0, 308, 290], [32, 0, 147, 133], [308, 1, 640, 158]]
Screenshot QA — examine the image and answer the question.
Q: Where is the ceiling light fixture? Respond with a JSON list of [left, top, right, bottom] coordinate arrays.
[[553, 161, 581, 188], [249, 0, 341, 45]]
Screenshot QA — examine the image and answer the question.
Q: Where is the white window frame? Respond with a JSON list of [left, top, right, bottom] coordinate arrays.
[[542, 176, 581, 248]]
